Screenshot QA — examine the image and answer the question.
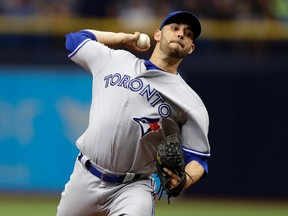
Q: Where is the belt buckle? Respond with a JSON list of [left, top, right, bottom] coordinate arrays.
[[100, 170, 117, 184], [101, 170, 108, 182], [104, 172, 123, 184], [100, 173, 104, 181]]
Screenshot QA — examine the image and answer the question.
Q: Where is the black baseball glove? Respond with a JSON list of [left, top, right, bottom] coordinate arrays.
[[156, 134, 186, 202]]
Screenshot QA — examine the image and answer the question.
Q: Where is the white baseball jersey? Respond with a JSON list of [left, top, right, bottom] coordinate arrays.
[[67, 31, 210, 176]]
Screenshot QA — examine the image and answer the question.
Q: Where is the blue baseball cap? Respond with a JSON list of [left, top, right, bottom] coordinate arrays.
[[160, 11, 201, 40]]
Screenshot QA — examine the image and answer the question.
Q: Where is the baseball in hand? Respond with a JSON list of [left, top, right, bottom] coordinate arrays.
[[136, 33, 150, 49]]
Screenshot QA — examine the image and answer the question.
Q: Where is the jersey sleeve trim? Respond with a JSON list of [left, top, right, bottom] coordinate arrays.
[[65, 30, 97, 58], [182, 146, 211, 157]]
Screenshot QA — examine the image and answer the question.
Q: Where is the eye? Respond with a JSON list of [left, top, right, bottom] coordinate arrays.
[[170, 24, 179, 31], [185, 31, 193, 38]]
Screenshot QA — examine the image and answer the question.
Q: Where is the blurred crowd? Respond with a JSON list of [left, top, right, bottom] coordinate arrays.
[[0, 0, 288, 21]]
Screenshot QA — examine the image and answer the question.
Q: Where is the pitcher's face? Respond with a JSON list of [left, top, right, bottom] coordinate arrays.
[[156, 23, 195, 59]]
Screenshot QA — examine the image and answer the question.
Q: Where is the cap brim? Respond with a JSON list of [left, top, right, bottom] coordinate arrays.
[[160, 11, 201, 40]]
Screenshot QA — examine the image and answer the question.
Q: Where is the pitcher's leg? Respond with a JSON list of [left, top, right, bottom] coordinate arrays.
[[56, 159, 106, 216], [108, 179, 156, 216]]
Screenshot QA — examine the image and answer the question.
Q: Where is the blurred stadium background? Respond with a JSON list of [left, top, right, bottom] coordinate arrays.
[[0, 0, 288, 215]]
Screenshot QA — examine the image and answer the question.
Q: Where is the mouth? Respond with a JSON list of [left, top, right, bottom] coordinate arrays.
[[170, 40, 184, 48]]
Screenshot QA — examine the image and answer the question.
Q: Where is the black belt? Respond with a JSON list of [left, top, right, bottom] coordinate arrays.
[[78, 153, 142, 184]]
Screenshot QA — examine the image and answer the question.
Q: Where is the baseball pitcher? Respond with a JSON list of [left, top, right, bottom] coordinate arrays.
[[57, 11, 211, 216]]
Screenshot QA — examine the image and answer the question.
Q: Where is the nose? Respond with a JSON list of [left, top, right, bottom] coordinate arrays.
[[177, 31, 184, 39]]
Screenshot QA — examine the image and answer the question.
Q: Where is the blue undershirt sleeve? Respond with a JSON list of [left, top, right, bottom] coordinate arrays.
[[183, 149, 209, 178], [65, 30, 97, 57]]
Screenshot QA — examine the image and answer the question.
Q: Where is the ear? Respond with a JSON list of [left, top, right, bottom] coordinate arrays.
[[154, 30, 161, 42], [188, 43, 195, 54]]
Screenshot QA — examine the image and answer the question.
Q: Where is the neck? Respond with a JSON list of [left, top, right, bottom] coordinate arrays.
[[149, 47, 182, 75]]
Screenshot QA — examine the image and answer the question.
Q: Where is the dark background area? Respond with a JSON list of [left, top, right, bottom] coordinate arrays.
[[184, 40, 288, 198], [1, 33, 287, 199]]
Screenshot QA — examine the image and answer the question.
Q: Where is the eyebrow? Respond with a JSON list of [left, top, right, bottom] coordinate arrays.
[[170, 23, 192, 30]]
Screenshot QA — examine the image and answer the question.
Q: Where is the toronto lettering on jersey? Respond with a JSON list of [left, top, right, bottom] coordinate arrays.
[[104, 73, 171, 117]]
